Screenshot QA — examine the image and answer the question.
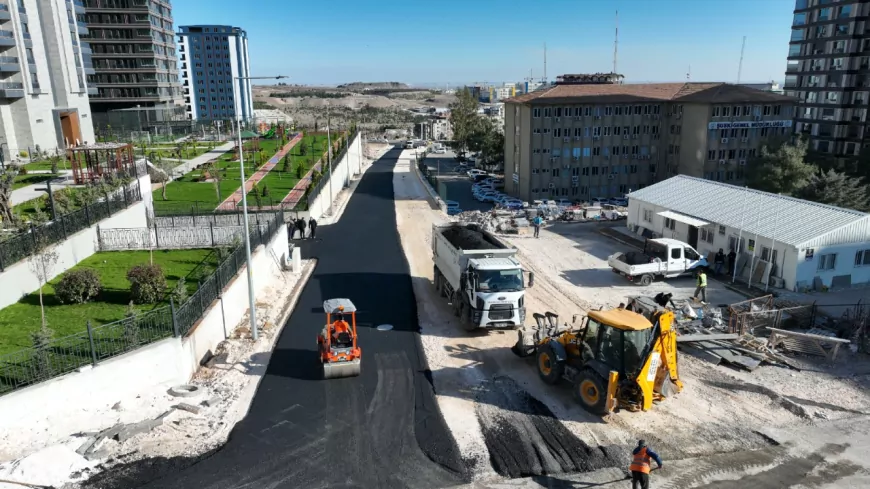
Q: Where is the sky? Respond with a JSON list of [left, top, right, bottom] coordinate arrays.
[[171, 0, 796, 87]]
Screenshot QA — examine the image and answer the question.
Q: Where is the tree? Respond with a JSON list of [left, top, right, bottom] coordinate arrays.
[[745, 139, 816, 196], [448, 88, 481, 154], [0, 165, 17, 224], [208, 161, 222, 203], [29, 233, 60, 334], [796, 169, 870, 211]]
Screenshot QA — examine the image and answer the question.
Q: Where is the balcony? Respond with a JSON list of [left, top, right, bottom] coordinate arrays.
[[80, 43, 91, 54], [0, 55, 18, 71], [72, 0, 85, 14], [30, 82, 41, 94], [87, 85, 98, 95], [0, 4, 10, 22], [0, 30, 15, 46], [0, 81, 24, 97]]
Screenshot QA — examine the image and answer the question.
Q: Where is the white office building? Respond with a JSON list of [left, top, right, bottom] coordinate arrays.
[[177, 25, 252, 122], [0, 0, 96, 163], [627, 175, 870, 292]]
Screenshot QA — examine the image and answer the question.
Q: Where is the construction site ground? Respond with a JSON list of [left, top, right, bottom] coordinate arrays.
[[394, 151, 870, 488]]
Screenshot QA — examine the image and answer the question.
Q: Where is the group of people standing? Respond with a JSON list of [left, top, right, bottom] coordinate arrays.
[[290, 217, 317, 240]]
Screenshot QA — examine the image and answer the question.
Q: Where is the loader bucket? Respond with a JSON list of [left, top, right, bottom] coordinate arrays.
[[323, 359, 361, 379], [533, 313, 547, 330]]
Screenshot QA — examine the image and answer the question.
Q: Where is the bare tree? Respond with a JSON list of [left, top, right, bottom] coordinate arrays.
[[29, 232, 60, 333], [208, 161, 222, 203]]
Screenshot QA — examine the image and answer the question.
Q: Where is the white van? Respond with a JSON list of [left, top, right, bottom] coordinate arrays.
[[404, 141, 415, 149], [468, 169, 486, 178]]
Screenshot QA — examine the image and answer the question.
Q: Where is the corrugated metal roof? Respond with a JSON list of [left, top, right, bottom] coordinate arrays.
[[657, 210, 709, 228], [628, 175, 870, 248]]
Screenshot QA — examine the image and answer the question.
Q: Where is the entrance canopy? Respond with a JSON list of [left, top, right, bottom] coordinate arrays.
[[657, 210, 709, 228]]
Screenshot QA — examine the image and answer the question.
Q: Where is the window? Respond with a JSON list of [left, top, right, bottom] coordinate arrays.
[[533, 108, 541, 118], [718, 225, 726, 235], [605, 106, 613, 116], [700, 228, 714, 244], [664, 218, 676, 231], [818, 253, 837, 271], [855, 250, 870, 267], [670, 246, 681, 259]]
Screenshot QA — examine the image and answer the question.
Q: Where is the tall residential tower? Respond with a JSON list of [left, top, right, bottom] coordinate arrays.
[[784, 0, 870, 158], [176, 25, 251, 122], [0, 0, 96, 162], [81, 0, 182, 129]]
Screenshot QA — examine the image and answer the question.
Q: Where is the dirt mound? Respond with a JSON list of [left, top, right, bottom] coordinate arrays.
[[474, 376, 623, 478]]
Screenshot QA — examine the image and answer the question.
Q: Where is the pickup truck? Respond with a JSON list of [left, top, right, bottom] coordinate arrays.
[[432, 223, 534, 331], [607, 238, 707, 286]]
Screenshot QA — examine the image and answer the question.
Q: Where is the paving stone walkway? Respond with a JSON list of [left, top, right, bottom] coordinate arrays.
[[215, 134, 302, 211]]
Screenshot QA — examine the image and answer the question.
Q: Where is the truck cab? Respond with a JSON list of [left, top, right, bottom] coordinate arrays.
[[463, 257, 527, 327]]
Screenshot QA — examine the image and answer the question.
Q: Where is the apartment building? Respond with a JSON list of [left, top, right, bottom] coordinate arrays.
[[176, 25, 251, 122], [82, 0, 181, 128], [0, 0, 96, 162], [785, 0, 870, 158], [503, 73, 796, 203]]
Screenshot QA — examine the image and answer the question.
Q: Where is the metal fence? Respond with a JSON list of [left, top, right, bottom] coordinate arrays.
[[153, 197, 290, 217], [98, 220, 275, 251], [0, 209, 285, 395], [152, 211, 281, 229], [0, 181, 142, 272], [300, 130, 359, 211]]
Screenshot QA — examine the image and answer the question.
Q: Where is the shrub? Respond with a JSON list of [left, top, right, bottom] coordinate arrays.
[[55, 268, 102, 304], [170, 277, 188, 305], [126, 264, 166, 304], [296, 164, 303, 179], [123, 301, 140, 347], [261, 185, 269, 197], [17, 166, 27, 175]]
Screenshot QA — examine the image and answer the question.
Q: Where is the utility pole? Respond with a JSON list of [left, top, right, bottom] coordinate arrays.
[[737, 36, 747, 85], [543, 42, 547, 83], [613, 10, 619, 75]]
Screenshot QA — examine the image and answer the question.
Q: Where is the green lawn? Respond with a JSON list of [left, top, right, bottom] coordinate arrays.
[[21, 160, 72, 172], [0, 249, 218, 355], [137, 145, 217, 160], [242, 134, 332, 205], [12, 174, 56, 190], [151, 138, 291, 212]]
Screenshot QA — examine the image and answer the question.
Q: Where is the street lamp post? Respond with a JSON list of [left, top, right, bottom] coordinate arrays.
[[325, 102, 333, 216], [233, 75, 287, 341]]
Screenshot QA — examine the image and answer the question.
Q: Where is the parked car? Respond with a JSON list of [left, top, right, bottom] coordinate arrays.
[[608, 238, 707, 286]]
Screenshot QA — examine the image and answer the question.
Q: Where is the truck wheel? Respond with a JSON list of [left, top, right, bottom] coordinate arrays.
[[573, 370, 609, 415], [433, 271, 442, 296], [459, 301, 476, 332], [639, 274, 653, 286], [451, 292, 461, 317], [536, 345, 564, 385]]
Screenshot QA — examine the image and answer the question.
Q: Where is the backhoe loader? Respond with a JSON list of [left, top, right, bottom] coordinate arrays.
[[512, 307, 682, 415]]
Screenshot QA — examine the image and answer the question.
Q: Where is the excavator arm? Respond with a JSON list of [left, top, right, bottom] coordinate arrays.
[[635, 310, 683, 411]]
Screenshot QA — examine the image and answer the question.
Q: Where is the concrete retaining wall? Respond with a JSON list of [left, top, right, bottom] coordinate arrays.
[[0, 223, 289, 439], [0, 173, 152, 310], [307, 134, 363, 220]]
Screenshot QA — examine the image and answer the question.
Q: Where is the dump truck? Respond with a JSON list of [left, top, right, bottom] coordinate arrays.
[[432, 223, 533, 331]]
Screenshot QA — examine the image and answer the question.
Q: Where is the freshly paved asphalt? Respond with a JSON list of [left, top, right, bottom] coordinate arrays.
[[119, 148, 467, 488]]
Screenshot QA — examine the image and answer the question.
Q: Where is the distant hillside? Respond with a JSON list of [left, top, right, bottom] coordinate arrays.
[[337, 82, 410, 90]]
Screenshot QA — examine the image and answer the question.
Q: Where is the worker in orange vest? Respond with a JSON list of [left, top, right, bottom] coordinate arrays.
[[629, 439, 662, 489]]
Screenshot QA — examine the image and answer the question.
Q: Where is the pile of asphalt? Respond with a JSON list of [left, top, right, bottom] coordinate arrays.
[[77, 148, 468, 489], [475, 376, 624, 479]]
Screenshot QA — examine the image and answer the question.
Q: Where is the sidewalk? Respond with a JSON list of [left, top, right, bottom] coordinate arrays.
[[216, 135, 302, 210], [280, 139, 348, 208], [10, 171, 74, 206], [161, 142, 234, 181]]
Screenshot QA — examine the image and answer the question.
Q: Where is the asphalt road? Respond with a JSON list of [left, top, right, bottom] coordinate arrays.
[[422, 151, 492, 212], [83, 148, 468, 488]]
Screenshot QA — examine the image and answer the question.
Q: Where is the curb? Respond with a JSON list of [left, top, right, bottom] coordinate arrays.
[[410, 155, 444, 211], [597, 229, 642, 250]]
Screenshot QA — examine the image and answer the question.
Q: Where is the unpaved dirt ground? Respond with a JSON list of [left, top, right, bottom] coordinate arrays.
[[394, 150, 870, 488]]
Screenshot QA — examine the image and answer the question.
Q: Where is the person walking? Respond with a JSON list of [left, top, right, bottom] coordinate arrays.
[[532, 215, 543, 238], [693, 269, 708, 303], [629, 439, 662, 489], [714, 248, 726, 275], [727, 249, 737, 276], [297, 217, 307, 239], [308, 217, 318, 239]]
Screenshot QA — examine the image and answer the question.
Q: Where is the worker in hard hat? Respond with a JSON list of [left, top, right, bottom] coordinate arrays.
[[331, 312, 352, 346], [629, 439, 662, 489]]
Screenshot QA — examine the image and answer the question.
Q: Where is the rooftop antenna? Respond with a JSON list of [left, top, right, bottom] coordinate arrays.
[[687, 64, 691, 81], [613, 10, 619, 75], [543, 42, 547, 83], [737, 36, 746, 84]]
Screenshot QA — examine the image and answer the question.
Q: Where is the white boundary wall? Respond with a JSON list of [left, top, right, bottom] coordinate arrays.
[[307, 133, 363, 220], [0, 173, 152, 310], [0, 224, 289, 440]]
